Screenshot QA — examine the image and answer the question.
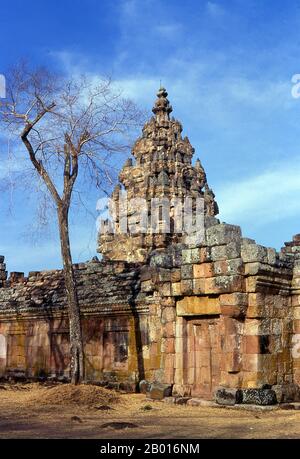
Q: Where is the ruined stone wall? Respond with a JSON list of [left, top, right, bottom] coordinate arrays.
[[292, 258, 300, 387], [1, 86, 300, 402], [0, 259, 159, 387], [282, 235, 300, 390], [137, 221, 296, 399], [0, 314, 152, 388], [0, 222, 299, 400]]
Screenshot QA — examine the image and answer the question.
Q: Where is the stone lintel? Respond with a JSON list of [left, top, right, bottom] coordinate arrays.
[[176, 296, 220, 316]]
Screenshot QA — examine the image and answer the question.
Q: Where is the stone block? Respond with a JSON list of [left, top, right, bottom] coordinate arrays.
[[205, 216, 220, 228], [219, 292, 248, 307], [220, 304, 245, 318], [244, 335, 261, 354], [245, 277, 257, 292], [150, 252, 173, 268], [193, 278, 206, 294], [172, 384, 191, 397], [171, 282, 181, 296], [246, 305, 266, 319], [149, 343, 161, 368], [215, 388, 242, 406], [148, 383, 173, 400], [180, 279, 193, 295], [182, 248, 201, 264], [248, 293, 265, 307], [211, 242, 241, 261], [176, 296, 220, 316], [267, 248, 277, 265], [162, 321, 175, 338], [181, 264, 193, 280], [193, 263, 214, 278], [161, 296, 176, 307], [139, 266, 154, 281], [244, 262, 261, 276], [272, 383, 300, 403], [241, 238, 256, 245], [161, 306, 176, 323], [161, 338, 175, 353], [175, 337, 184, 354], [293, 320, 300, 333], [244, 318, 266, 335], [206, 223, 242, 247], [141, 279, 155, 292], [205, 275, 244, 294], [241, 244, 268, 263], [182, 249, 192, 264], [199, 247, 212, 262], [160, 282, 171, 296], [170, 269, 181, 283], [238, 388, 277, 405], [139, 380, 151, 394], [242, 372, 259, 388], [214, 258, 243, 276], [225, 350, 242, 372], [242, 354, 259, 372], [158, 269, 171, 282]]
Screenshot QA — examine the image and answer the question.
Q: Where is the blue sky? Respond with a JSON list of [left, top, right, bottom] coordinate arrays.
[[1, 0, 300, 274]]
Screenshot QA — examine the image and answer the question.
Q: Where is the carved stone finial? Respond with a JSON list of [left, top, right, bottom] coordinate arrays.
[[152, 87, 173, 121]]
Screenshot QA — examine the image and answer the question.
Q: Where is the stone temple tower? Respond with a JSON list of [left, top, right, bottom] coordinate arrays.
[[98, 87, 218, 262]]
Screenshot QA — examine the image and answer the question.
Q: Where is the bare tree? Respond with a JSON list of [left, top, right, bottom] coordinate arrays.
[[0, 63, 142, 384]]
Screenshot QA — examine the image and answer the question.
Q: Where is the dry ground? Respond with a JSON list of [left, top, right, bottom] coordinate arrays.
[[0, 383, 300, 439]]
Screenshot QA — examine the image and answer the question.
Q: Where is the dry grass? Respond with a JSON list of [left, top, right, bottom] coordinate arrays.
[[26, 383, 119, 407], [0, 383, 300, 438]]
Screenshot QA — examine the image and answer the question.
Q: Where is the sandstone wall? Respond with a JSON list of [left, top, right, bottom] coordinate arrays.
[[283, 235, 300, 388], [0, 259, 158, 387], [137, 221, 296, 398], [0, 222, 299, 400]]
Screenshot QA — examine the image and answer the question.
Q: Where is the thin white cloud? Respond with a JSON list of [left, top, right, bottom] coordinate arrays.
[[120, 0, 139, 21], [2, 221, 97, 274], [227, 78, 291, 108], [0, 157, 27, 179], [109, 73, 293, 133], [50, 49, 296, 149], [206, 1, 225, 17], [154, 23, 183, 39], [216, 158, 300, 226]]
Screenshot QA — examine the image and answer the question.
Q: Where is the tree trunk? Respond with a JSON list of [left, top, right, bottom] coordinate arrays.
[[58, 206, 84, 384]]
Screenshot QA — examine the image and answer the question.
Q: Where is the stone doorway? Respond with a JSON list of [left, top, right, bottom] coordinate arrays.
[[185, 316, 221, 399], [6, 333, 26, 371]]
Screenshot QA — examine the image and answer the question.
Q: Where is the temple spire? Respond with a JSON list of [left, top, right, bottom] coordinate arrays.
[[152, 87, 173, 122]]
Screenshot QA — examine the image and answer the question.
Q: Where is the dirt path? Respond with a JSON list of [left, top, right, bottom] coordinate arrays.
[[0, 383, 300, 439]]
